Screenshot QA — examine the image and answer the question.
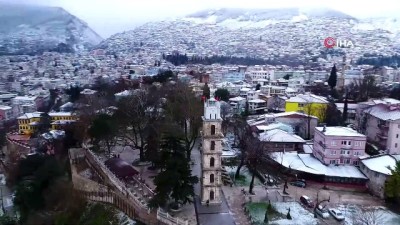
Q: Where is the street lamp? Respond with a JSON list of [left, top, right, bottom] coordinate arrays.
[[314, 188, 330, 218]]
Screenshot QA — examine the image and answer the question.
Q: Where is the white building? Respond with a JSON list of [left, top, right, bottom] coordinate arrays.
[[201, 98, 223, 205], [359, 154, 400, 198]]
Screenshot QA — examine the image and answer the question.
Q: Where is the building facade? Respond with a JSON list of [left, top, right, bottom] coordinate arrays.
[[285, 93, 328, 122], [201, 98, 223, 205], [313, 126, 366, 166]]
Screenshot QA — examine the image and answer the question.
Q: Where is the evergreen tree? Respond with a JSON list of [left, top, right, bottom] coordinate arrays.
[[214, 88, 230, 101], [328, 65, 337, 89], [385, 161, 400, 205], [149, 135, 198, 209], [342, 94, 348, 125], [202, 83, 211, 99]]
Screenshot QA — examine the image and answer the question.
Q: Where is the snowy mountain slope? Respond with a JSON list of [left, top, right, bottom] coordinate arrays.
[[0, 3, 103, 55], [98, 7, 399, 63]]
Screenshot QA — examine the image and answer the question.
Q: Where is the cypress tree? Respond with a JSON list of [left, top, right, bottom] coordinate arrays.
[[328, 64, 337, 89], [342, 94, 348, 125]]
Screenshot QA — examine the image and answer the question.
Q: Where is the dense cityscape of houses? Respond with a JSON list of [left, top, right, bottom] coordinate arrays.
[[0, 49, 399, 202]]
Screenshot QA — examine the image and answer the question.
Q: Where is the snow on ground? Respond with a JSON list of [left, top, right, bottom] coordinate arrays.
[[117, 212, 137, 225], [272, 202, 318, 225], [337, 205, 400, 225], [226, 166, 262, 186]]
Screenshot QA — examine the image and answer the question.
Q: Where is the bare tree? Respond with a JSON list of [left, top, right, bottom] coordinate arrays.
[[163, 82, 203, 160], [115, 88, 163, 161], [220, 101, 231, 135], [352, 209, 385, 225]]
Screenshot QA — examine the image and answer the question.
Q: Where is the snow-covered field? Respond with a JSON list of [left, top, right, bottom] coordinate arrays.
[[338, 205, 400, 225], [271, 202, 318, 225], [226, 166, 262, 186], [247, 201, 318, 225]]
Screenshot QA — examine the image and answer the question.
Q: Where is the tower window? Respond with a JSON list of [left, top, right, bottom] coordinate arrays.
[[210, 174, 214, 183], [211, 125, 215, 135], [210, 190, 214, 200], [210, 141, 215, 150], [210, 157, 215, 167]]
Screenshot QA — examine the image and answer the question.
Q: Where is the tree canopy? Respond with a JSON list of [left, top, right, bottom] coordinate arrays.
[[328, 65, 337, 89], [149, 135, 198, 208], [214, 88, 230, 101], [385, 161, 400, 204]]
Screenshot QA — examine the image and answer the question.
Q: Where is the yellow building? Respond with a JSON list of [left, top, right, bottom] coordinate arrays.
[[285, 93, 329, 121], [18, 112, 76, 135]]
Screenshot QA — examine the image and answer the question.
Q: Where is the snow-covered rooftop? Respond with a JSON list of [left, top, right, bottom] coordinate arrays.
[[361, 155, 398, 175], [316, 126, 365, 137], [272, 152, 367, 179], [286, 93, 328, 104], [259, 129, 305, 143], [248, 99, 266, 103], [367, 104, 400, 121], [229, 96, 246, 101]]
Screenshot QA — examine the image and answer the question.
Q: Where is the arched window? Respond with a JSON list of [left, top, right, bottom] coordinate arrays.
[[211, 125, 216, 135], [210, 157, 215, 167], [210, 174, 214, 183], [210, 141, 215, 150], [210, 190, 215, 200]]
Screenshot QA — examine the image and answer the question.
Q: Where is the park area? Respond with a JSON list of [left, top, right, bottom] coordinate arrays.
[[244, 201, 318, 225]]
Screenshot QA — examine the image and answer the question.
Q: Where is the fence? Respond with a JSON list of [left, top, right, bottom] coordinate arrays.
[[84, 149, 150, 211], [77, 147, 192, 225], [156, 208, 190, 225], [77, 190, 158, 225]]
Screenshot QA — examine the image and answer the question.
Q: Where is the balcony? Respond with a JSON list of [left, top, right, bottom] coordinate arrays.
[[341, 145, 352, 150], [378, 122, 389, 129], [377, 132, 388, 140]]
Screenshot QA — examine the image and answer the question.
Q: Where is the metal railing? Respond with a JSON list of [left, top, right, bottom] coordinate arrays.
[[156, 208, 190, 225], [84, 149, 150, 212]]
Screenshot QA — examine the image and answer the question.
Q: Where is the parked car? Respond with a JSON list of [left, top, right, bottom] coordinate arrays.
[[315, 205, 330, 218], [328, 208, 345, 221], [290, 181, 306, 188], [300, 195, 314, 208]]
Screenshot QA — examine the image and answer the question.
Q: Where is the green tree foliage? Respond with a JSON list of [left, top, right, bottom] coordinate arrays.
[[78, 203, 120, 225], [389, 84, 400, 100], [283, 74, 292, 80], [36, 112, 52, 134], [0, 214, 17, 225], [0, 129, 6, 153], [65, 85, 81, 103], [356, 54, 400, 67], [202, 83, 210, 99], [324, 102, 342, 126], [328, 65, 337, 89], [342, 94, 348, 125], [149, 135, 198, 208], [14, 155, 65, 222], [88, 114, 117, 155], [214, 88, 230, 101], [385, 161, 400, 204]]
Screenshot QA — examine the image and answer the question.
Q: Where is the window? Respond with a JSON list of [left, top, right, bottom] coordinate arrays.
[[210, 157, 215, 167], [330, 160, 336, 164], [330, 151, 336, 155], [354, 151, 359, 156], [210, 190, 215, 200], [347, 150, 350, 155], [345, 159, 351, 164], [341, 150, 345, 155], [210, 174, 214, 183], [353, 161, 359, 166], [298, 103, 305, 107], [397, 134, 399, 138], [210, 141, 215, 150], [355, 141, 360, 147], [375, 172, 380, 178], [396, 143, 398, 148], [331, 141, 336, 146], [211, 125, 216, 135]]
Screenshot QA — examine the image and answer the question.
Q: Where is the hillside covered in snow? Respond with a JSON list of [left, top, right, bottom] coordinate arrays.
[[0, 3, 103, 55]]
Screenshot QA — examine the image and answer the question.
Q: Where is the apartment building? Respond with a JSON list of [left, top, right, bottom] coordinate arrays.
[[313, 126, 366, 166], [357, 99, 400, 154]]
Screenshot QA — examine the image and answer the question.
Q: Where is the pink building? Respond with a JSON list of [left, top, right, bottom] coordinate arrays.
[[313, 126, 366, 166]]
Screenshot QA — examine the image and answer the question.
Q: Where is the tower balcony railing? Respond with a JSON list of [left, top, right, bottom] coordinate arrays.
[[201, 132, 224, 138]]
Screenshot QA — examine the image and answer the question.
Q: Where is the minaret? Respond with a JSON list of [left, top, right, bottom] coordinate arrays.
[[200, 97, 223, 205]]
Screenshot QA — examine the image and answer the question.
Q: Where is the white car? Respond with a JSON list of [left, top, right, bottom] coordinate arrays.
[[328, 208, 345, 221], [315, 205, 330, 218]]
